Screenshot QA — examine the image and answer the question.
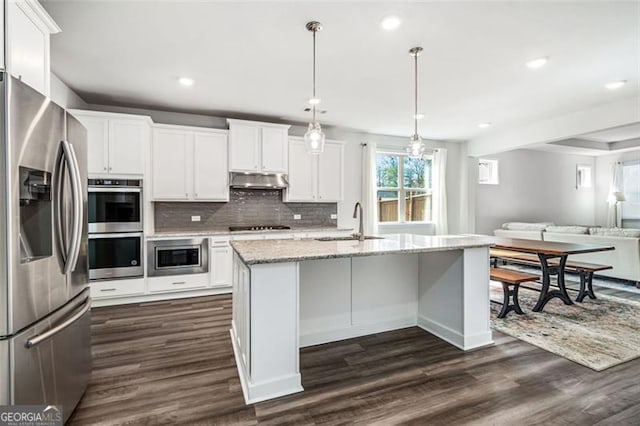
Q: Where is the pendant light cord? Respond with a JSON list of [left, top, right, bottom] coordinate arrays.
[[414, 52, 418, 136], [312, 28, 317, 123]]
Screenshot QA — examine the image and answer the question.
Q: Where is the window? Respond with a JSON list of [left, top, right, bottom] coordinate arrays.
[[478, 158, 499, 185], [376, 153, 432, 223], [621, 160, 640, 220], [576, 164, 592, 189]]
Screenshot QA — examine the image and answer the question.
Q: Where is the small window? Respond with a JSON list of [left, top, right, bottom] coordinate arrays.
[[576, 164, 592, 189], [479, 159, 499, 185]]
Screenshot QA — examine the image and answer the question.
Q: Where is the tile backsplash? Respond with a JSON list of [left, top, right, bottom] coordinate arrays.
[[154, 189, 337, 232]]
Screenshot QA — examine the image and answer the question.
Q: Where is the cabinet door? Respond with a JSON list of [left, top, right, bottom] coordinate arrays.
[[286, 138, 316, 201], [108, 119, 146, 175], [317, 143, 344, 201], [193, 132, 228, 201], [75, 115, 109, 175], [260, 127, 288, 172], [211, 246, 233, 287], [152, 129, 190, 200], [229, 123, 260, 172], [8, 3, 47, 95]]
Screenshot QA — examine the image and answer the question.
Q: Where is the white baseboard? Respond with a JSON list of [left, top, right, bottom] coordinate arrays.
[[300, 316, 416, 348], [416, 314, 493, 350], [92, 286, 231, 307]]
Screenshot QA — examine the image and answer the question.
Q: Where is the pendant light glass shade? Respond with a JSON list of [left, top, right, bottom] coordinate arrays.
[[304, 121, 325, 154], [406, 46, 425, 159], [305, 21, 325, 155]]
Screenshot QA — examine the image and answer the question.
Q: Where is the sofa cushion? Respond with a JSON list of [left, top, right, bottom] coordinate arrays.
[[589, 227, 640, 238], [501, 222, 554, 231], [545, 225, 589, 234]]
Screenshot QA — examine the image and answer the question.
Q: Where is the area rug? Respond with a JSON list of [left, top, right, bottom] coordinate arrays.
[[489, 283, 640, 371]]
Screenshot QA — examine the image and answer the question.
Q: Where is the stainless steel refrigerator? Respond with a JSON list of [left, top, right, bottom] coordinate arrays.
[[0, 73, 91, 422]]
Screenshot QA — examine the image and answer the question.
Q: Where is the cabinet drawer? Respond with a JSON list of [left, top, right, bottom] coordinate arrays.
[[91, 278, 146, 299], [148, 273, 209, 293]]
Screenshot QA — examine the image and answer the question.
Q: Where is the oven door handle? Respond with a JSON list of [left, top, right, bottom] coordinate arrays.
[[88, 187, 141, 193], [89, 232, 144, 239]]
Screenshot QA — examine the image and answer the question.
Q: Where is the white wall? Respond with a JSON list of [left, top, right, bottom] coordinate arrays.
[[475, 149, 596, 235], [50, 73, 88, 109], [594, 148, 640, 226]]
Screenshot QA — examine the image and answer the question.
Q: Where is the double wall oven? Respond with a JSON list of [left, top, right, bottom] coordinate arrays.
[[88, 179, 144, 280]]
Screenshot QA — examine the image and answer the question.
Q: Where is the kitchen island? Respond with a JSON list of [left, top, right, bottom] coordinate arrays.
[[230, 234, 495, 404]]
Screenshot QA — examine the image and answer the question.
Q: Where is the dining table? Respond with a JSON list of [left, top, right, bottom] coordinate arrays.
[[491, 238, 615, 312]]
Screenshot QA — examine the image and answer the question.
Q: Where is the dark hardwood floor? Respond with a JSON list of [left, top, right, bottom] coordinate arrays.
[[69, 283, 640, 425]]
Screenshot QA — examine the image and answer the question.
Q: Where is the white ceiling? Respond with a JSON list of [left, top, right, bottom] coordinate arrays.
[[42, 0, 640, 141], [579, 122, 640, 143]]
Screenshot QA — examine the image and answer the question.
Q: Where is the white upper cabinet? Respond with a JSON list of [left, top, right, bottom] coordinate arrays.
[[152, 127, 189, 200], [7, 0, 61, 96], [286, 138, 316, 202], [228, 119, 289, 173], [317, 143, 344, 202], [70, 110, 151, 177], [193, 131, 228, 201], [152, 125, 229, 202], [285, 137, 344, 202]]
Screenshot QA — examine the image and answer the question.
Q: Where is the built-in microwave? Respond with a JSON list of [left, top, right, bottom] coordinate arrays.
[[147, 238, 209, 277], [89, 232, 144, 280], [88, 179, 143, 233]]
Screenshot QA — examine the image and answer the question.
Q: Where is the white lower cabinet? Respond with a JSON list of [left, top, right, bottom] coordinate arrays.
[[90, 278, 146, 299], [211, 239, 233, 287], [148, 273, 209, 293]]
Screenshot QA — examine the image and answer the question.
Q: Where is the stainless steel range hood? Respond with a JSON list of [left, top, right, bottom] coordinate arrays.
[[229, 172, 289, 189]]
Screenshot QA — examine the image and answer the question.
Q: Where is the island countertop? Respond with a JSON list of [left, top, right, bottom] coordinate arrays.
[[231, 233, 495, 265]]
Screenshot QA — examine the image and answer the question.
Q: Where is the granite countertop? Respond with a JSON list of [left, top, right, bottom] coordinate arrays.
[[148, 227, 354, 239], [231, 234, 496, 265]]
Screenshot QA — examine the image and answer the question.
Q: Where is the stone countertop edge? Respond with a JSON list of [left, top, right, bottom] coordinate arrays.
[[147, 227, 354, 238], [231, 238, 495, 266]]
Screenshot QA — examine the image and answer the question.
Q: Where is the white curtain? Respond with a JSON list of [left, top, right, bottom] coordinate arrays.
[[606, 162, 623, 228], [432, 148, 448, 235], [362, 141, 379, 235]]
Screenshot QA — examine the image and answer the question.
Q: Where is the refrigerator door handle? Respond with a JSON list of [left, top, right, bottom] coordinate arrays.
[[66, 142, 83, 273], [24, 296, 91, 348], [53, 142, 69, 267]]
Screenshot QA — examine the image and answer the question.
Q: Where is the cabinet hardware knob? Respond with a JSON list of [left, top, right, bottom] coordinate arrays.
[[100, 288, 116, 292], [103, 167, 107, 171], [109, 167, 112, 171]]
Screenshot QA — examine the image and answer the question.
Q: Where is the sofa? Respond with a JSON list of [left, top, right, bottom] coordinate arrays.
[[494, 222, 640, 284]]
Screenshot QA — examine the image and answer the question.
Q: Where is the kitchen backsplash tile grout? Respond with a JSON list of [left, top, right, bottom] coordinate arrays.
[[154, 189, 338, 232]]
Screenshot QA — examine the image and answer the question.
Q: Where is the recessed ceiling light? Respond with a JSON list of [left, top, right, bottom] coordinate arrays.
[[605, 80, 626, 90], [381, 15, 401, 31], [414, 113, 425, 120], [308, 97, 321, 105], [477, 122, 492, 128], [178, 77, 194, 86], [526, 57, 548, 69]]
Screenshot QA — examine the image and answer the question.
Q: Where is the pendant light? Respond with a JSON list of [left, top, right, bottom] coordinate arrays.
[[304, 21, 325, 154], [407, 46, 425, 158]]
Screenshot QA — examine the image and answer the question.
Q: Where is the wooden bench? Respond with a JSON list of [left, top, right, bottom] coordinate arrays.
[[490, 267, 539, 318], [490, 249, 612, 303]]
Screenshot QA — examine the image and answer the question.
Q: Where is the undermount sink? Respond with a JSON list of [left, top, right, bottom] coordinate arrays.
[[315, 235, 385, 242]]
